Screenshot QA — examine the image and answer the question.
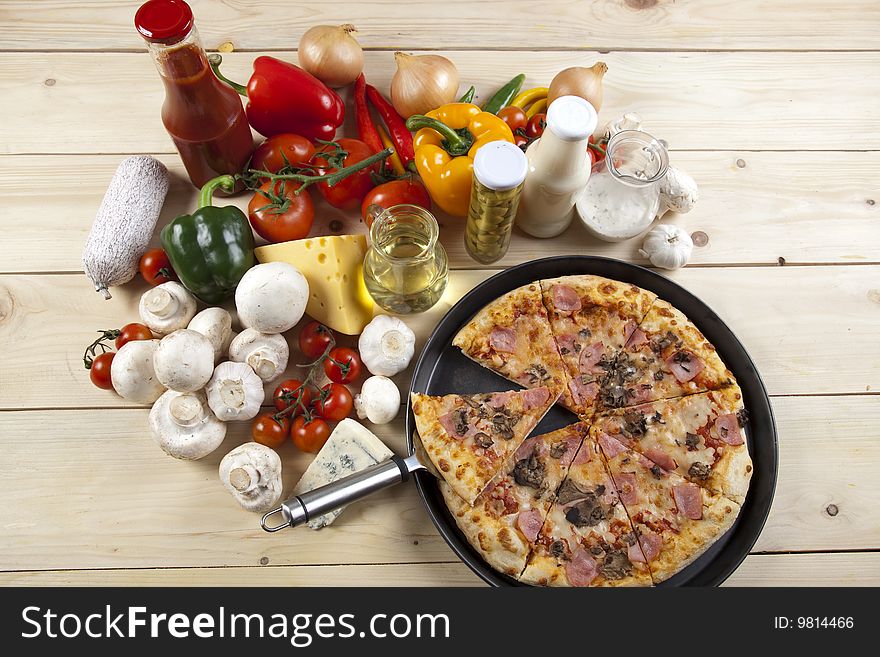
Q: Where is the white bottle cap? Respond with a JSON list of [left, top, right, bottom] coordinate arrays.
[[546, 95, 598, 142], [473, 140, 529, 191]]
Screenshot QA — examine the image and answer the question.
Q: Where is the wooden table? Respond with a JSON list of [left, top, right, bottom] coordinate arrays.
[[1, 1, 878, 587]]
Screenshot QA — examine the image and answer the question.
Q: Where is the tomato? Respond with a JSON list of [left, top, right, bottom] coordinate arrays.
[[115, 323, 153, 349], [497, 106, 528, 134], [251, 134, 315, 174], [361, 179, 432, 227], [273, 378, 313, 414], [323, 347, 362, 384], [252, 413, 291, 449], [298, 320, 335, 359], [89, 352, 115, 390], [314, 383, 353, 421], [139, 248, 176, 286], [526, 113, 547, 139], [248, 180, 315, 243], [312, 138, 377, 210], [291, 416, 331, 453], [513, 133, 529, 150]]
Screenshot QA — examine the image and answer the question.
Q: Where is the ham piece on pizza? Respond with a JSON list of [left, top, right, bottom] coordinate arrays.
[[596, 431, 741, 583], [539, 275, 656, 417], [442, 423, 588, 577], [453, 282, 571, 410], [591, 385, 753, 504], [411, 387, 559, 504], [604, 298, 735, 410], [521, 436, 652, 587]]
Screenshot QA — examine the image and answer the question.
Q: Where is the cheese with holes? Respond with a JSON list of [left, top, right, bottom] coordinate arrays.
[[292, 419, 394, 529], [255, 234, 374, 335]]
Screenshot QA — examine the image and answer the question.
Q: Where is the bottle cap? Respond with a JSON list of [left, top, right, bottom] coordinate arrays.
[[135, 0, 194, 44], [473, 141, 529, 191], [546, 96, 598, 142]]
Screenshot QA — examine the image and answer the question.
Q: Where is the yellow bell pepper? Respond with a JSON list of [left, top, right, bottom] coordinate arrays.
[[405, 103, 514, 217]]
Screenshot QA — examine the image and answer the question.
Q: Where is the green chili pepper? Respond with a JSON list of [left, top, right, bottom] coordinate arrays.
[[482, 74, 525, 114], [160, 175, 255, 304], [458, 86, 476, 103]]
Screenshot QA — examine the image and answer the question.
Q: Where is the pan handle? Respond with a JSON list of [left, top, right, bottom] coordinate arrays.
[[261, 454, 424, 532]]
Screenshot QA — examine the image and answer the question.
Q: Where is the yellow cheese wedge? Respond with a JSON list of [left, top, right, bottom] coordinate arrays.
[[255, 235, 374, 335]]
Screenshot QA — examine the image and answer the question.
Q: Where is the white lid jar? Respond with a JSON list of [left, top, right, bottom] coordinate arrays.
[[514, 95, 597, 239]]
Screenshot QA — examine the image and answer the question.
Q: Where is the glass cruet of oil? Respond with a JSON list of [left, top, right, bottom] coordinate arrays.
[[362, 204, 449, 314]]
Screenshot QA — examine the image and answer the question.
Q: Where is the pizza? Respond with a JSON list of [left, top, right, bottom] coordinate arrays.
[[423, 273, 751, 585], [590, 385, 753, 503], [539, 275, 656, 416], [442, 423, 587, 577], [453, 282, 571, 408], [411, 386, 559, 504]]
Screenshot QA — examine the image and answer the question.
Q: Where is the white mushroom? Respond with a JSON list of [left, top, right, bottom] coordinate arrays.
[[110, 338, 165, 404], [658, 165, 699, 217], [206, 361, 264, 422], [228, 328, 289, 383], [153, 329, 215, 392], [235, 262, 309, 334], [149, 389, 226, 460], [358, 315, 416, 376], [354, 376, 401, 424], [219, 442, 283, 513], [138, 281, 197, 336], [187, 307, 233, 364]]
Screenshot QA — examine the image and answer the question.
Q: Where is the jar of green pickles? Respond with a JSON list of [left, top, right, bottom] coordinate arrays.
[[464, 140, 529, 264], [362, 204, 448, 314]]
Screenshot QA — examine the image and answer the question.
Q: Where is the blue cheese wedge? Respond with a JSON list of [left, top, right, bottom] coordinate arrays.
[[292, 418, 394, 529]]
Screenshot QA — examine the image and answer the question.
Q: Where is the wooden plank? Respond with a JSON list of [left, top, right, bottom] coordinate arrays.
[[1, 266, 878, 410], [1, 552, 876, 586], [1, 0, 877, 51], [0, 396, 876, 571], [3, 151, 878, 274], [4, 51, 879, 153]]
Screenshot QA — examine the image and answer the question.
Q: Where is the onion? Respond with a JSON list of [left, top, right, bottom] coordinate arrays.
[[390, 52, 459, 118], [548, 62, 608, 111], [298, 24, 364, 88]]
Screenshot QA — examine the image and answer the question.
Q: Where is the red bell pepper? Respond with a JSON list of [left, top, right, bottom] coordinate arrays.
[[209, 54, 344, 142]]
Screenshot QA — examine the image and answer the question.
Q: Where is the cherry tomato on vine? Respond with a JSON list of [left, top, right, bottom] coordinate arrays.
[[252, 413, 291, 449], [525, 113, 547, 139], [298, 321, 335, 360], [251, 134, 315, 174], [247, 179, 315, 243], [361, 179, 432, 227], [513, 133, 529, 149], [139, 248, 176, 286], [498, 106, 528, 134], [273, 378, 313, 414], [314, 383, 353, 422], [291, 416, 331, 453], [115, 323, 153, 350], [312, 138, 377, 210], [323, 347, 362, 384], [89, 352, 115, 390]]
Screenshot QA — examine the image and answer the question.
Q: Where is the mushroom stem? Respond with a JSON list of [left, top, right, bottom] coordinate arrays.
[[169, 393, 206, 427], [229, 466, 258, 492], [143, 287, 179, 318]]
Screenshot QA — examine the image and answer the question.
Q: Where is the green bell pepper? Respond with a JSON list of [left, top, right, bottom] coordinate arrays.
[[160, 175, 255, 304]]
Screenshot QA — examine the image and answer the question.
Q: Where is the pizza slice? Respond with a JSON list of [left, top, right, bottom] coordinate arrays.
[[411, 386, 559, 504], [591, 385, 753, 503], [540, 275, 656, 416], [521, 435, 653, 587], [601, 298, 735, 410], [441, 423, 587, 577], [452, 282, 572, 410], [596, 430, 741, 584]]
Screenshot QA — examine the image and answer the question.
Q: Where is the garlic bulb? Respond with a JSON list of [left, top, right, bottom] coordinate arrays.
[[358, 315, 416, 377], [206, 361, 265, 422], [639, 224, 694, 270]]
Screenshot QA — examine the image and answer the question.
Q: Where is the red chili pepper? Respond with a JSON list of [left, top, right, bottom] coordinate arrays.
[[365, 84, 415, 169], [354, 74, 383, 154], [209, 54, 344, 142]]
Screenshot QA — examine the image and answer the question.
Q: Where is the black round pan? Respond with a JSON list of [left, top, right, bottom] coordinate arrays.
[[407, 256, 778, 587]]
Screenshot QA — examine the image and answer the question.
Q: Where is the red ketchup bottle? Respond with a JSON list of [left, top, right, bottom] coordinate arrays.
[[135, 0, 253, 189]]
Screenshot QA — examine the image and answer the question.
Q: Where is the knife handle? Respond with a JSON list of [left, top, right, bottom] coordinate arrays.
[[261, 454, 424, 532]]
